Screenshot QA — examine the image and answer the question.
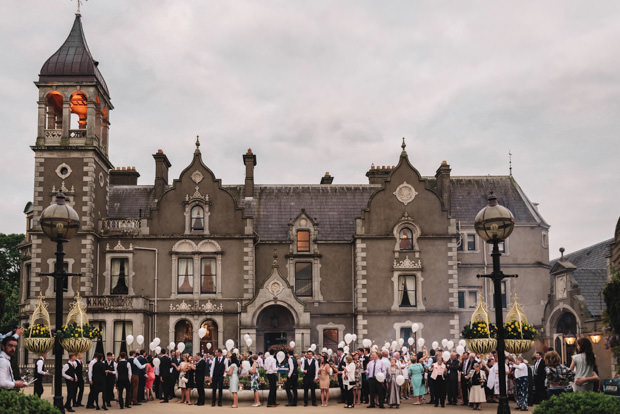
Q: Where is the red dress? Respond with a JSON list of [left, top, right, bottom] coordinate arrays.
[[145, 363, 155, 390]]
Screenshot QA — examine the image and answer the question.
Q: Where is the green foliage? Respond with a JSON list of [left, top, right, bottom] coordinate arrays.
[[533, 391, 620, 414], [0, 390, 61, 414], [0, 233, 24, 333], [603, 269, 620, 374], [504, 319, 538, 340], [56, 322, 102, 340], [461, 321, 492, 339]]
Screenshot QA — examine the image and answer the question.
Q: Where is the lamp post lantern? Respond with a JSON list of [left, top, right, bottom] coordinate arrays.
[[475, 192, 516, 414], [39, 192, 81, 413]]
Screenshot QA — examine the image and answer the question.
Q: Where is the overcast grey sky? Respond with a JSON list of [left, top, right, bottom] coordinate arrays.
[[1, 1, 618, 258]]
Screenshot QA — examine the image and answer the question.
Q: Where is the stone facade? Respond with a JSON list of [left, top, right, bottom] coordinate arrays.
[[19, 14, 551, 360]]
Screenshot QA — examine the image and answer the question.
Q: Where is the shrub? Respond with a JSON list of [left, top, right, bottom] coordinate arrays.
[[0, 390, 61, 413], [533, 391, 620, 414]]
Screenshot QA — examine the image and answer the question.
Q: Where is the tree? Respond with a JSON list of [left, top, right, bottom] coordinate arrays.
[[602, 268, 620, 374], [0, 233, 25, 333]]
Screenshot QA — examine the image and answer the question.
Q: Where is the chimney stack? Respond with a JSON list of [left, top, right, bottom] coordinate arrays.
[[366, 164, 392, 185], [320, 172, 333, 185], [110, 166, 140, 185], [435, 160, 451, 212], [153, 149, 171, 201], [243, 148, 256, 198]]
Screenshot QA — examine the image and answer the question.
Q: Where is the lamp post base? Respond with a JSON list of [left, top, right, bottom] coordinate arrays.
[[54, 395, 65, 413], [497, 392, 511, 413]]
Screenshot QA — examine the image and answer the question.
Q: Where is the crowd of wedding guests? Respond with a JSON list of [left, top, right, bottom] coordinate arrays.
[[0, 331, 603, 411]]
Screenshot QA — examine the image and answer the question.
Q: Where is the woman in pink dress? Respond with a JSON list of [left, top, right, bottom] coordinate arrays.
[[145, 361, 156, 401]]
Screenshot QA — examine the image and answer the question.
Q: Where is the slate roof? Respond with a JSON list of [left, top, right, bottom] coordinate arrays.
[[39, 14, 109, 95], [550, 239, 612, 317], [107, 176, 546, 241]]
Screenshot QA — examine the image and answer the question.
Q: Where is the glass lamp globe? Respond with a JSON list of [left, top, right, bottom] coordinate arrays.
[[39, 192, 80, 240], [474, 192, 515, 242]]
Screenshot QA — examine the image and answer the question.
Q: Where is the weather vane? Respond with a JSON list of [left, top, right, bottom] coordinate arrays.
[[509, 150, 513, 176], [73, 0, 87, 15]]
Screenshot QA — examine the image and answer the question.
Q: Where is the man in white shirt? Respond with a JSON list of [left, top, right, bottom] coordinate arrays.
[[285, 350, 299, 406], [366, 351, 386, 408], [209, 349, 228, 407], [0, 336, 26, 390], [264, 350, 279, 407], [302, 350, 319, 406], [33, 352, 50, 397], [86, 354, 99, 408], [62, 354, 78, 412]]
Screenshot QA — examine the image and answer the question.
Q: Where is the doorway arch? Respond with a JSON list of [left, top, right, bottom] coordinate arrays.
[[199, 319, 218, 354], [256, 305, 295, 352]]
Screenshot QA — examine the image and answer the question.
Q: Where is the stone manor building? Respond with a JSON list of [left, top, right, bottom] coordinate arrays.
[[19, 13, 551, 360]]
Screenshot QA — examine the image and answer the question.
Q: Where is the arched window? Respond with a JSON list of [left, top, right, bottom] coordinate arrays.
[[45, 91, 63, 129], [399, 228, 413, 250], [191, 206, 204, 231], [70, 91, 88, 129], [175, 320, 193, 355]]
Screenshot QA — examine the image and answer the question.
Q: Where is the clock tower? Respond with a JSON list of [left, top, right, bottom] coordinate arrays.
[[30, 12, 113, 299]]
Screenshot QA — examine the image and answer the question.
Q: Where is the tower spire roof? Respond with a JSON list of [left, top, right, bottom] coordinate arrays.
[[39, 14, 109, 96]]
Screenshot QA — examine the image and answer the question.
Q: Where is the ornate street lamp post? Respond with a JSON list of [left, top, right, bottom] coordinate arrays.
[[39, 193, 81, 413], [475, 192, 516, 414]]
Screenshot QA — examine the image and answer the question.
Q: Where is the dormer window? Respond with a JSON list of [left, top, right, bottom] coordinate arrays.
[[297, 230, 310, 252], [399, 228, 413, 250], [191, 205, 204, 231]]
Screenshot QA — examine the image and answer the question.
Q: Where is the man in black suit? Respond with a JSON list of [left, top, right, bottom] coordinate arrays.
[[360, 348, 370, 404], [62, 354, 78, 412], [285, 349, 298, 406], [446, 352, 460, 405], [533, 351, 546, 404], [209, 349, 228, 407], [336, 348, 346, 403], [302, 350, 318, 406], [74, 353, 85, 407], [460, 352, 473, 406], [116, 352, 132, 409], [195, 353, 207, 406], [91, 353, 108, 411], [158, 350, 172, 403], [137, 350, 147, 403], [104, 352, 117, 407]]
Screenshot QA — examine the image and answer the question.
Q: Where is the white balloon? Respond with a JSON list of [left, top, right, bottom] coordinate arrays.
[[233, 348, 239, 355], [153, 337, 161, 346], [244, 334, 250, 340], [245, 338, 253, 347], [344, 334, 353, 345], [338, 341, 346, 348], [441, 339, 448, 348], [242, 360, 251, 370], [222, 349, 228, 356], [432, 341, 439, 349], [459, 339, 467, 347], [206, 343, 212, 349], [412, 323, 419, 333], [149, 342, 156, 351], [363, 339, 372, 348], [417, 338, 425, 347], [169, 342, 175, 350], [343, 346, 350, 354], [155, 346, 161, 354], [289, 341, 296, 348], [408, 337, 414, 346], [351, 334, 357, 342], [152, 358, 161, 368], [126, 335, 134, 345], [384, 342, 390, 349], [322, 347, 328, 353], [398, 338, 404, 346], [401, 346, 408, 353], [198, 328, 207, 339], [177, 342, 185, 353], [442, 351, 450, 361], [136, 335, 144, 345], [396, 374, 405, 386], [447, 340, 454, 350], [376, 372, 386, 383], [391, 340, 398, 348], [310, 344, 317, 352], [371, 345, 378, 352], [226, 339, 235, 351], [456, 345, 465, 355], [327, 349, 333, 356], [276, 351, 286, 364]]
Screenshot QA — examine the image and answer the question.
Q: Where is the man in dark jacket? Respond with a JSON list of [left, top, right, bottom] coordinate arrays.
[[74, 353, 85, 407], [91, 353, 108, 411], [446, 352, 460, 405], [533, 351, 546, 404], [158, 350, 172, 403], [195, 353, 207, 406], [116, 352, 132, 409], [104, 352, 116, 407], [209, 349, 228, 406], [285, 349, 298, 406]]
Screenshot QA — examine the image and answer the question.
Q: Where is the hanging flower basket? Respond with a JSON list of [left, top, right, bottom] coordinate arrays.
[[461, 293, 497, 355], [56, 293, 99, 355], [503, 294, 537, 354], [466, 338, 498, 355], [60, 337, 93, 354], [24, 295, 54, 355]]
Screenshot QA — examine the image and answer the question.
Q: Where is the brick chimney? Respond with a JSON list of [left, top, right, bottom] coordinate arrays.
[[109, 166, 140, 185], [320, 172, 334, 184], [153, 149, 171, 201], [243, 148, 257, 198], [435, 160, 451, 212], [366, 164, 393, 184]]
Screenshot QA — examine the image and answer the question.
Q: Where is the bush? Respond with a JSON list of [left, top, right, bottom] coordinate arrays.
[[533, 391, 620, 414], [0, 390, 61, 414]]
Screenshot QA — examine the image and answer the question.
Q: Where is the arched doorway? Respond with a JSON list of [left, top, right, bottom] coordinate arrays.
[[256, 305, 295, 352], [555, 312, 577, 364], [199, 319, 218, 354], [175, 319, 193, 355]]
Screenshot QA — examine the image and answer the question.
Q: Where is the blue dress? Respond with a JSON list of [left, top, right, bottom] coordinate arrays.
[[229, 363, 239, 393], [408, 363, 426, 396]]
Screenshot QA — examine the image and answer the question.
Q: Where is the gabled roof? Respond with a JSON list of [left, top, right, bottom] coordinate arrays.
[[39, 14, 109, 95], [550, 239, 612, 317]]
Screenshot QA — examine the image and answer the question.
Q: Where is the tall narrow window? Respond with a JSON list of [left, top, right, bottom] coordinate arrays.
[[399, 228, 413, 250], [398, 275, 416, 307], [458, 291, 465, 308], [467, 234, 476, 251], [200, 258, 216, 294], [295, 262, 312, 297], [111, 258, 129, 295], [178, 258, 193, 294], [191, 206, 204, 231], [25, 263, 32, 299], [297, 230, 310, 252], [323, 329, 338, 352], [114, 321, 131, 357]]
